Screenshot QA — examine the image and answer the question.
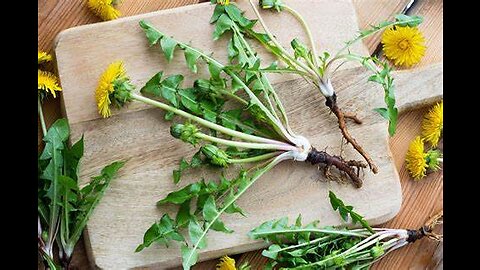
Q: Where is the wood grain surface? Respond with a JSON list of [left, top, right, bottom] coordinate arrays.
[[38, 0, 443, 269]]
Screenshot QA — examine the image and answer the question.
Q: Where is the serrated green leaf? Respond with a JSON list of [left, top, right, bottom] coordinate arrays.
[[210, 219, 234, 233], [227, 38, 238, 63], [208, 62, 222, 82], [139, 20, 162, 46], [224, 4, 253, 28], [141, 71, 163, 96], [368, 74, 383, 84], [213, 14, 234, 40], [71, 161, 125, 247], [63, 135, 84, 182], [388, 107, 398, 136], [373, 108, 389, 120], [181, 244, 198, 270], [157, 182, 202, 205], [210, 4, 225, 23], [188, 218, 206, 249], [160, 36, 177, 62], [224, 189, 246, 216], [190, 150, 203, 168], [173, 170, 181, 184], [328, 191, 373, 233], [179, 88, 202, 114], [202, 195, 218, 222], [160, 74, 183, 107], [176, 200, 193, 228], [184, 48, 201, 73], [262, 244, 281, 260]]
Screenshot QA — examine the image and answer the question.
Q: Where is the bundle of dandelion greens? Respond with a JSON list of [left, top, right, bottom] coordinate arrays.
[[250, 191, 443, 269], [38, 52, 125, 270], [92, 1, 423, 269]]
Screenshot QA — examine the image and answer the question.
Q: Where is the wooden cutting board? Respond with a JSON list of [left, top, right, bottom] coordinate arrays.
[[53, 0, 443, 269]]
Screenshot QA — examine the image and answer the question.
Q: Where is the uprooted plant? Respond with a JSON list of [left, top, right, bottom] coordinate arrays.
[[93, 2, 422, 269], [37, 118, 125, 269], [217, 0, 423, 173], [250, 191, 443, 269]]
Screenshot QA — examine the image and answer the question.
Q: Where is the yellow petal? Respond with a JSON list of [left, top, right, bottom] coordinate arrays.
[[381, 26, 426, 67], [38, 70, 62, 98]]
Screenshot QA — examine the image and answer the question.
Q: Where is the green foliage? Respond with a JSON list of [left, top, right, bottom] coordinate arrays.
[[249, 215, 371, 269], [170, 123, 200, 145], [328, 191, 373, 233], [201, 144, 230, 167], [172, 150, 203, 184], [135, 214, 184, 252], [260, 0, 284, 12], [365, 57, 398, 136], [345, 14, 423, 50], [139, 170, 253, 270], [38, 119, 125, 261]]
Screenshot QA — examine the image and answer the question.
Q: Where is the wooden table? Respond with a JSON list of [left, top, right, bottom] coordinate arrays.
[[38, 0, 443, 269]]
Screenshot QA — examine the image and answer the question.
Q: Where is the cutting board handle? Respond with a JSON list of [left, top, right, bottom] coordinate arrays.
[[394, 62, 443, 113]]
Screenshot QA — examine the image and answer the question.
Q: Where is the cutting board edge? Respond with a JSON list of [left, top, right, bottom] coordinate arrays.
[[52, 1, 211, 54]]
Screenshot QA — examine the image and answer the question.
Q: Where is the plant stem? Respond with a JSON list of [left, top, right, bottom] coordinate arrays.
[[218, 90, 249, 105], [130, 93, 290, 146], [252, 228, 367, 239], [231, 26, 280, 122], [260, 67, 312, 77], [38, 96, 47, 136], [281, 4, 320, 69], [332, 17, 422, 61], [246, 0, 319, 79], [184, 152, 292, 266], [178, 38, 294, 142], [228, 152, 281, 164], [194, 132, 297, 151]]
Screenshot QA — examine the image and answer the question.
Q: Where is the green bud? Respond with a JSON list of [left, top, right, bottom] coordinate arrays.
[[259, 0, 283, 12], [290, 38, 309, 60], [41, 231, 48, 242], [201, 144, 230, 167], [370, 245, 385, 259], [333, 254, 345, 266], [170, 123, 199, 145], [426, 149, 442, 171], [112, 78, 134, 108]]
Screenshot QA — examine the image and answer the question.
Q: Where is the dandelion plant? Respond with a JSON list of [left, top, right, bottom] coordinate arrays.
[[38, 56, 125, 269], [93, 2, 424, 269], [250, 192, 443, 269], [220, 0, 424, 172]]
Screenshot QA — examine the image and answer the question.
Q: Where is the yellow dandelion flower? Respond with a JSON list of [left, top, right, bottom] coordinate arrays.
[[421, 101, 443, 147], [217, 0, 230, 5], [38, 70, 62, 98], [38, 51, 52, 64], [405, 136, 427, 180], [95, 61, 126, 118], [381, 26, 426, 67], [217, 255, 236, 270], [87, 0, 121, 21]]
